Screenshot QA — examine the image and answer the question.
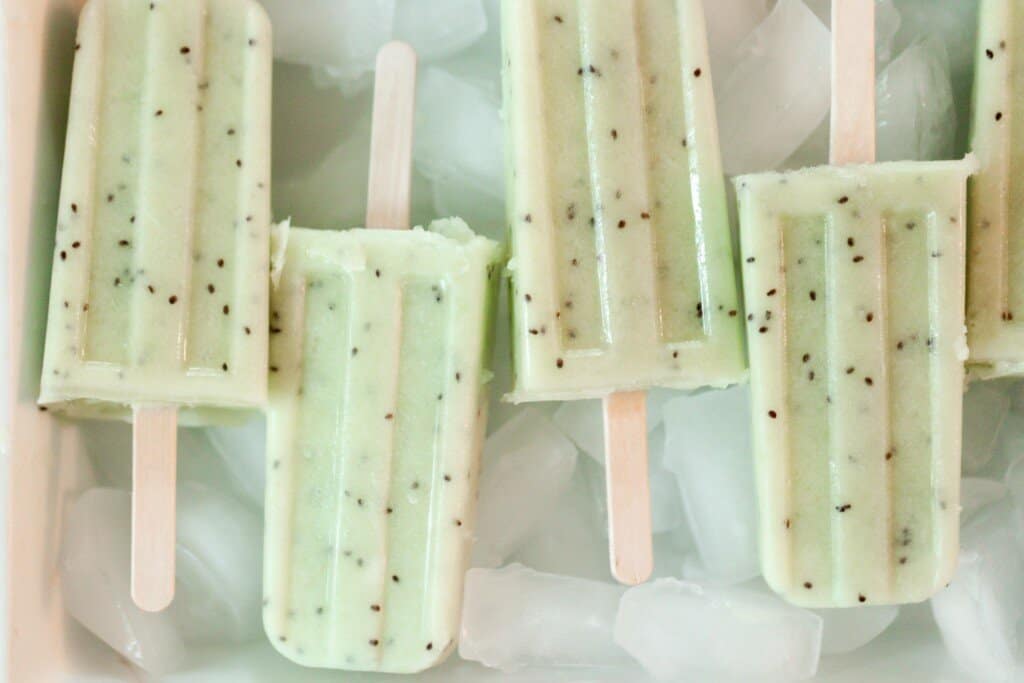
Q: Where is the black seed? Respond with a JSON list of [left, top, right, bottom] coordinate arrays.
[[556, 358, 564, 368], [804, 582, 813, 589], [180, 46, 190, 54], [996, 112, 1004, 121], [986, 48, 995, 59], [838, 196, 849, 204], [693, 68, 702, 77], [768, 410, 778, 419], [169, 295, 177, 304]]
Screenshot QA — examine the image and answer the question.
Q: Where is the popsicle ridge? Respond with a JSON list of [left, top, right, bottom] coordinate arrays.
[[39, 0, 271, 419], [503, 0, 745, 401], [737, 160, 972, 606]]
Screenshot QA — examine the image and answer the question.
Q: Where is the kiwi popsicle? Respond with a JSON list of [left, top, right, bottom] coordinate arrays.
[[38, 0, 272, 611], [966, 0, 1024, 378], [39, 0, 271, 421], [502, 0, 745, 400], [262, 44, 503, 673], [736, 160, 974, 607], [263, 221, 500, 672], [501, 0, 745, 585], [736, 2, 973, 607]]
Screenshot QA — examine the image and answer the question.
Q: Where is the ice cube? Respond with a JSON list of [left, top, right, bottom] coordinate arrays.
[[663, 385, 760, 583], [651, 526, 695, 580], [473, 409, 578, 566], [432, 176, 506, 243], [271, 63, 365, 180], [171, 482, 264, 645], [414, 67, 504, 198], [393, 0, 488, 62], [813, 605, 900, 655], [432, 0, 503, 100], [459, 565, 632, 671], [614, 579, 822, 681], [876, 37, 956, 162], [962, 477, 1008, 521], [552, 400, 605, 462], [931, 501, 1024, 681], [962, 381, 1012, 475], [875, 0, 903, 67], [61, 489, 186, 674], [511, 467, 610, 581], [648, 426, 686, 534], [716, 0, 831, 175], [272, 102, 373, 231], [204, 417, 267, 508], [702, 0, 770, 81], [261, 0, 395, 94], [81, 424, 261, 508], [891, 0, 981, 152]]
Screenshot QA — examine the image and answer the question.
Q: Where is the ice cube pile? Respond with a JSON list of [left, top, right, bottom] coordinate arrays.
[[57, 0, 1024, 680]]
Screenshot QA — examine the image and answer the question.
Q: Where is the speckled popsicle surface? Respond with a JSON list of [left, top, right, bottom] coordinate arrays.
[[262, 220, 502, 673], [966, 0, 1024, 378], [501, 0, 745, 402], [38, 0, 272, 422], [735, 159, 975, 607]]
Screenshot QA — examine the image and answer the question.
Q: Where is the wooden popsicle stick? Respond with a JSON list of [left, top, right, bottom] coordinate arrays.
[[131, 405, 178, 612], [830, 0, 876, 165], [604, 391, 653, 585], [366, 41, 418, 231]]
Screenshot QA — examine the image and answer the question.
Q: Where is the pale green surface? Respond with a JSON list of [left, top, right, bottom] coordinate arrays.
[[263, 220, 501, 673], [736, 160, 973, 607], [966, 0, 1024, 378], [501, 0, 745, 401], [38, 0, 272, 422]]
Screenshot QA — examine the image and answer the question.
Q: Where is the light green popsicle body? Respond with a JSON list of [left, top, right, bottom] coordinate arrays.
[[38, 0, 271, 423], [263, 220, 501, 673], [967, 0, 1024, 378], [501, 0, 745, 401], [737, 160, 974, 607]]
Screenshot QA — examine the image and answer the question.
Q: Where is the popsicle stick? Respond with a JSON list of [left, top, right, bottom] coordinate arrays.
[[366, 41, 418, 231], [604, 391, 653, 585], [131, 405, 178, 612], [830, 0, 876, 165]]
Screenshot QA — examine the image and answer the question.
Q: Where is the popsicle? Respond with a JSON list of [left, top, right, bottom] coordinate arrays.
[[736, 2, 972, 607], [502, 0, 746, 583], [262, 44, 502, 673], [966, 0, 1024, 378], [39, 0, 272, 610]]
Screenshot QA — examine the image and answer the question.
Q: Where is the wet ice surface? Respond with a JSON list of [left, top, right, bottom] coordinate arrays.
[[62, 489, 187, 675], [932, 501, 1024, 681], [663, 385, 760, 583], [876, 36, 957, 162], [814, 605, 900, 655], [963, 382, 1013, 475], [715, 0, 831, 175], [615, 579, 823, 681], [472, 408, 579, 568], [459, 565, 632, 672]]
